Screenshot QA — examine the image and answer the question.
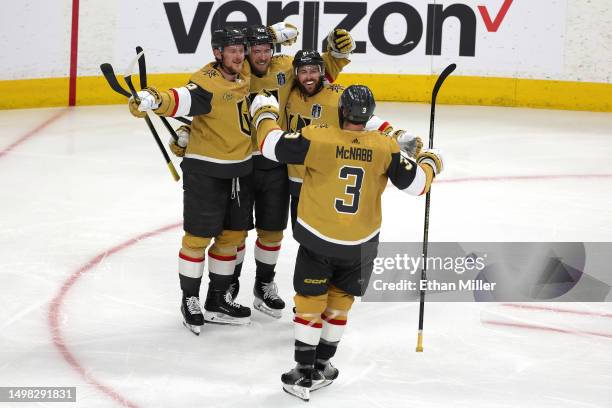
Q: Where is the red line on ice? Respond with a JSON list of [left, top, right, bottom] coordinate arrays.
[[500, 303, 612, 319], [48, 222, 181, 408], [482, 320, 612, 339], [0, 109, 68, 159]]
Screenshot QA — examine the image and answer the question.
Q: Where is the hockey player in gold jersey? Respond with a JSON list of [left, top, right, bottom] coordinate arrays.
[[284, 49, 423, 227], [225, 24, 356, 319], [128, 27, 254, 334], [249, 85, 443, 400]]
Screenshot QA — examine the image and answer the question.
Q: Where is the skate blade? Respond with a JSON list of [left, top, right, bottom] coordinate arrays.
[[253, 299, 282, 319], [310, 379, 332, 392], [203, 311, 251, 326], [182, 321, 201, 336], [282, 384, 310, 401]]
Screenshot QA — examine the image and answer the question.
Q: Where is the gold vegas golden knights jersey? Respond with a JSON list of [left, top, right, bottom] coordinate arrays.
[[283, 84, 394, 197], [245, 52, 350, 169], [283, 83, 345, 195], [154, 62, 252, 178], [256, 121, 430, 259]]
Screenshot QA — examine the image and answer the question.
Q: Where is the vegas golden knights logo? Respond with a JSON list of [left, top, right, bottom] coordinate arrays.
[[276, 72, 286, 86], [288, 113, 312, 132], [236, 97, 251, 136]]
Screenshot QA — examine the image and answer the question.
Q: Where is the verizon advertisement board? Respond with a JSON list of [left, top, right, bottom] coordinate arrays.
[[2, 0, 611, 83], [82, 0, 567, 78]]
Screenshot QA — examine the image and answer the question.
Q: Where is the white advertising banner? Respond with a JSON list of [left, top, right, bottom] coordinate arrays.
[[3, 0, 611, 84], [78, 0, 568, 78]]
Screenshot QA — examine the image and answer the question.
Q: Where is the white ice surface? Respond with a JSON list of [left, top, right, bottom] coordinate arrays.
[[0, 103, 611, 408]]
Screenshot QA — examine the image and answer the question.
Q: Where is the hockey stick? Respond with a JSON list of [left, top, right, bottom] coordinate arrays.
[[135, 46, 186, 142], [123, 51, 180, 182], [416, 63, 456, 352], [99, 62, 192, 126]]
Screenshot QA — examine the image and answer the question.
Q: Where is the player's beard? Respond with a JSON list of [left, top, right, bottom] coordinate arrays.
[[248, 56, 270, 76], [221, 58, 244, 77], [298, 76, 323, 97]]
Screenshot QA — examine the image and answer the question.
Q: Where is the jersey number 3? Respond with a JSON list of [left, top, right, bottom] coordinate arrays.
[[335, 166, 364, 214]]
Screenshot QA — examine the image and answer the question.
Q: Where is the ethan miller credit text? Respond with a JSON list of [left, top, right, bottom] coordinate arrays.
[[372, 279, 496, 292]]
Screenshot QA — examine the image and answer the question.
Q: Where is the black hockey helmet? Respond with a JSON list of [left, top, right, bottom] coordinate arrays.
[[211, 26, 247, 51], [292, 49, 324, 72], [244, 24, 273, 46], [338, 85, 376, 126]]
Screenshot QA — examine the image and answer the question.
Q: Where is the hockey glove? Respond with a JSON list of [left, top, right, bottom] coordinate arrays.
[[417, 148, 444, 177], [128, 87, 162, 118], [250, 91, 280, 129], [395, 131, 423, 158], [327, 28, 355, 58], [268, 22, 299, 46], [168, 125, 190, 157]]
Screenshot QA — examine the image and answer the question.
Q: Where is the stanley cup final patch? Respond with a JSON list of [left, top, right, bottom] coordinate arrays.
[[311, 104, 322, 119], [276, 72, 286, 86]]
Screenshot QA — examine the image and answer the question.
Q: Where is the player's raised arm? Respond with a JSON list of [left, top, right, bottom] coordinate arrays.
[[128, 82, 213, 118], [365, 115, 423, 158], [250, 92, 311, 164], [387, 147, 444, 196], [321, 28, 355, 81]]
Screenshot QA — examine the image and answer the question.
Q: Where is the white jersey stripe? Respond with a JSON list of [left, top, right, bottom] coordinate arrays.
[[402, 165, 427, 196], [172, 86, 192, 117], [261, 129, 284, 162]]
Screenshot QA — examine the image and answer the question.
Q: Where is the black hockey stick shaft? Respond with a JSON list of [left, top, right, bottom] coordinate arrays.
[[136, 46, 147, 88], [135, 46, 182, 142], [124, 53, 180, 182], [416, 63, 456, 352]]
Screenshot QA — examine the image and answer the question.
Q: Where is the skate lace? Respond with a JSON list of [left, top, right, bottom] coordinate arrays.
[[262, 282, 280, 300], [186, 297, 202, 315], [224, 292, 242, 309]]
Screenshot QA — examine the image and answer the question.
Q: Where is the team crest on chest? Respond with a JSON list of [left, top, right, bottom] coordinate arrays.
[[276, 72, 286, 86], [311, 104, 322, 119], [223, 92, 233, 102]]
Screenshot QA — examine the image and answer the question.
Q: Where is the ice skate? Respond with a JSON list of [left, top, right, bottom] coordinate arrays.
[[253, 279, 285, 319], [181, 295, 204, 336], [281, 365, 324, 401], [311, 360, 339, 391], [204, 290, 251, 325]]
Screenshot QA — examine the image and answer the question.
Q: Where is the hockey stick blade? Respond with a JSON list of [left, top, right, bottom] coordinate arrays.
[[135, 46, 147, 89], [100, 63, 131, 98], [125, 51, 144, 83], [431, 63, 456, 109], [428, 63, 456, 148], [131, 47, 180, 142]]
